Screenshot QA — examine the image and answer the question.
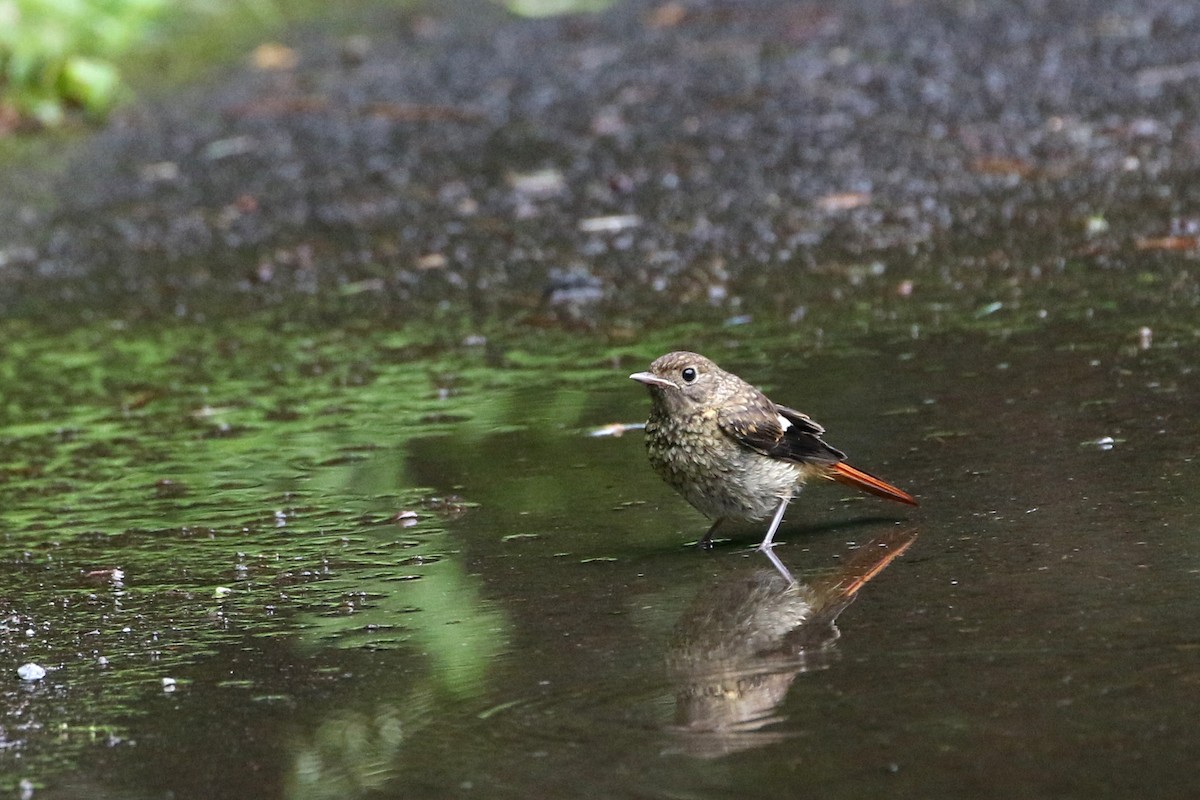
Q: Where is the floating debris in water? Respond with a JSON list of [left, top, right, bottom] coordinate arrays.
[[82, 568, 125, 587], [589, 422, 645, 437], [390, 510, 420, 527], [17, 663, 46, 682]]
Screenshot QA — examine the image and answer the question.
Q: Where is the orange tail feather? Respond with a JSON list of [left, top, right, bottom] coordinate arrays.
[[828, 462, 918, 506]]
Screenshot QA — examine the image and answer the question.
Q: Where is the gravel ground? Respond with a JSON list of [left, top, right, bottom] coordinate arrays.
[[2, 0, 1198, 325]]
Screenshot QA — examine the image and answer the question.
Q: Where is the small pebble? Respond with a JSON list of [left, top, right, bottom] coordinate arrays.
[[18, 663, 47, 682]]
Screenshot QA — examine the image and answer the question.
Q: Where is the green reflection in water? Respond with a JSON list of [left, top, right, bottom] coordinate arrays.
[[0, 316, 530, 790]]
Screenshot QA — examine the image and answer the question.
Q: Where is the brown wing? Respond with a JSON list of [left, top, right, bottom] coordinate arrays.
[[718, 396, 845, 466], [721, 396, 918, 504]]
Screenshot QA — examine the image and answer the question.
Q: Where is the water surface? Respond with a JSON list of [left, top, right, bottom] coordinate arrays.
[[2, 315, 1195, 798]]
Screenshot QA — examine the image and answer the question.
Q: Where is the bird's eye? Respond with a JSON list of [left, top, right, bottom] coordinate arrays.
[[680, 367, 698, 383]]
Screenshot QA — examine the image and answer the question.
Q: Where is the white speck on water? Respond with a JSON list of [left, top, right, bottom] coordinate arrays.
[[18, 663, 46, 681]]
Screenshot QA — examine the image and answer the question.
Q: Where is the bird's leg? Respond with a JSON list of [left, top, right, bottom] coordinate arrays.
[[760, 544, 797, 586], [757, 494, 791, 551], [698, 518, 725, 549]]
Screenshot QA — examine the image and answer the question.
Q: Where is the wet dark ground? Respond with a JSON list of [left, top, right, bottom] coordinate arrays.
[[2, 1, 1199, 798], [2, 0, 1199, 329]]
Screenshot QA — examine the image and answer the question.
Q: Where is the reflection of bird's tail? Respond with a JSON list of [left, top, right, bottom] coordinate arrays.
[[808, 527, 919, 611], [828, 462, 918, 506]]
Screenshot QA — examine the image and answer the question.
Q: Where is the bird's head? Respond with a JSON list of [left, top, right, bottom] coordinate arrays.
[[629, 351, 724, 413]]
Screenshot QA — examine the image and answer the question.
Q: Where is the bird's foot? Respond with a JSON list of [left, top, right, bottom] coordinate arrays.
[[698, 518, 724, 550]]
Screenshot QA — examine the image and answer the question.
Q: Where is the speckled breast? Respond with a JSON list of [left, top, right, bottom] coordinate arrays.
[[644, 409, 800, 522]]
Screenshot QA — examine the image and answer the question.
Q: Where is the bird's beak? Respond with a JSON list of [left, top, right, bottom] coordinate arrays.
[[629, 371, 676, 390]]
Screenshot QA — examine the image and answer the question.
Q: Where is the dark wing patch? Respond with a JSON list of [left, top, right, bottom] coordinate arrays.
[[718, 397, 845, 466], [775, 405, 846, 464]]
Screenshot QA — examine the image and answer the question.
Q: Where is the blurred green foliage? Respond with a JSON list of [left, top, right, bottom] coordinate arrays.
[[499, 0, 615, 17], [0, 0, 171, 127], [0, 0, 610, 131]]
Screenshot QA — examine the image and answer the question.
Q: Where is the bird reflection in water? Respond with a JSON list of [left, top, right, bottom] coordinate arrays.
[[665, 527, 917, 758]]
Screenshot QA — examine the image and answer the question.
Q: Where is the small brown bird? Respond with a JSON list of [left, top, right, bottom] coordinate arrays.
[[630, 351, 916, 549]]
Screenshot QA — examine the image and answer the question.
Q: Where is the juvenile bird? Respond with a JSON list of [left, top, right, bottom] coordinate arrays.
[[630, 351, 916, 549]]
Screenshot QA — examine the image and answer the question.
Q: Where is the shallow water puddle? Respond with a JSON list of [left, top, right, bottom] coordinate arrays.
[[1, 317, 1197, 798]]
